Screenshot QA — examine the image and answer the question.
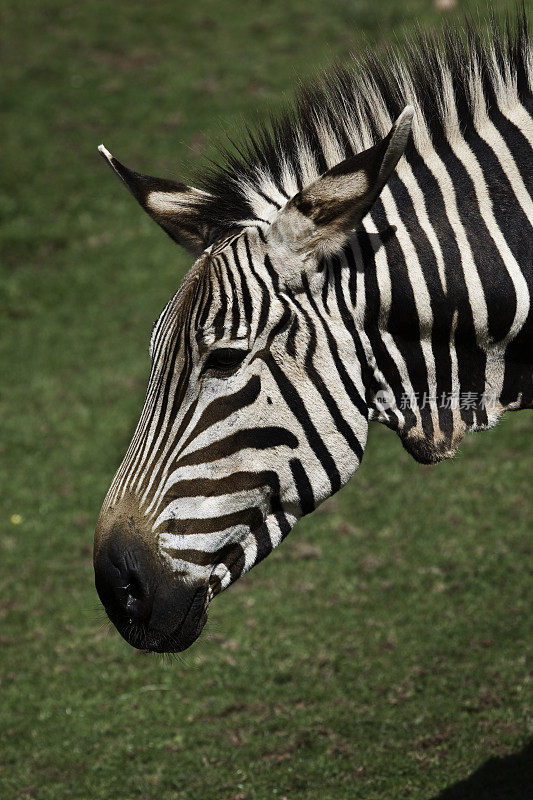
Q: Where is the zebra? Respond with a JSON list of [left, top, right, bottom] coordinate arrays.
[[94, 14, 532, 653]]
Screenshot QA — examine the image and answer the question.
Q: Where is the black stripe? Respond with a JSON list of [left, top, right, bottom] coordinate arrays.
[[231, 240, 253, 326], [465, 126, 530, 265], [289, 458, 315, 515], [176, 427, 298, 468], [211, 259, 228, 332], [285, 315, 299, 359], [221, 252, 241, 339], [263, 253, 280, 294], [244, 232, 271, 338], [488, 101, 533, 192], [179, 375, 261, 455], [161, 470, 280, 510], [333, 248, 374, 398], [164, 506, 264, 538]]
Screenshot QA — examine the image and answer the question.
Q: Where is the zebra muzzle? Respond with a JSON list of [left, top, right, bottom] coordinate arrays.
[[94, 525, 209, 653]]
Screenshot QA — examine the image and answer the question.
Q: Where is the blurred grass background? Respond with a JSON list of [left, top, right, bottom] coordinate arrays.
[[0, 1, 531, 798]]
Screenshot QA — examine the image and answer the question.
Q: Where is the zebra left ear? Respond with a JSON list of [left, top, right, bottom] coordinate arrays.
[[269, 106, 414, 258], [98, 145, 214, 256]]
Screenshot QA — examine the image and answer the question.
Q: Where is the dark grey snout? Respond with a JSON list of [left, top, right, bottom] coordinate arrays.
[[94, 527, 208, 652]]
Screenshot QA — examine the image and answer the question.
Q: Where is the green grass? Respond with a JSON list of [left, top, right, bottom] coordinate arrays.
[[1, 1, 531, 798]]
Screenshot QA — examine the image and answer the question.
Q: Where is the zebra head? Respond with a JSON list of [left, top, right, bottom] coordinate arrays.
[[94, 108, 413, 652]]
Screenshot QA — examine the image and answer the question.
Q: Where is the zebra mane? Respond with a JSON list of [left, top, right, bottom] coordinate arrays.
[[195, 11, 531, 242]]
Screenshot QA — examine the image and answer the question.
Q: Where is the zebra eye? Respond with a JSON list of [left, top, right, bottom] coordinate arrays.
[[204, 347, 248, 373]]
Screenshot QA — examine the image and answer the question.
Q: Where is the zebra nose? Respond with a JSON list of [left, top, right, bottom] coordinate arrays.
[[94, 520, 210, 652], [94, 534, 155, 625]]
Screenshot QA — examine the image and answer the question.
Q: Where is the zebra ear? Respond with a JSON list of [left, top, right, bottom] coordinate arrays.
[[270, 106, 414, 258], [98, 145, 213, 256]]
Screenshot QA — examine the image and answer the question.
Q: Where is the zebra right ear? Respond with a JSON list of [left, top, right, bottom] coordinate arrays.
[[269, 106, 414, 259], [98, 145, 214, 257]]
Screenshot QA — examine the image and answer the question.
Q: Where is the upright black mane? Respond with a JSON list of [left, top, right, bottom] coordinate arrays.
[[193, 10, 531, 243]]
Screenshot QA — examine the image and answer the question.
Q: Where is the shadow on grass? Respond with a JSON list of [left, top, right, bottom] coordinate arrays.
[[431, 738, 533, 800]]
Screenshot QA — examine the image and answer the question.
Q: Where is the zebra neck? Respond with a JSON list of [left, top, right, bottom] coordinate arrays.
[[351, 111, 533, 464]]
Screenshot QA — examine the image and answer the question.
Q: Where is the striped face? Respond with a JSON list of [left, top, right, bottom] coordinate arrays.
[[94, 110, 412, 652], [103, 223, 370, 581]]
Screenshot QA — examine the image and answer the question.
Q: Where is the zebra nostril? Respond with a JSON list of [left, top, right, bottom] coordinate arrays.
[[114, 566, 151, 622], [94, 536, 155, 626], [118, 573, 149, 618]]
